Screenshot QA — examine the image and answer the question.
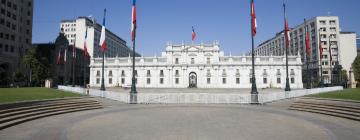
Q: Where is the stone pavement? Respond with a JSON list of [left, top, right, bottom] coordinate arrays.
[[0, 98, 359, 140]]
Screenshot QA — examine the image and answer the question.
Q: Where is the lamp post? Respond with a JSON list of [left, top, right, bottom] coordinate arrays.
[[130, 0, 138, 104]]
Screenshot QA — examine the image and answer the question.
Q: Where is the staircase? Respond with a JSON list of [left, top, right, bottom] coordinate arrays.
[[288, 97, 360, 121], [0, 97, 103, 130]]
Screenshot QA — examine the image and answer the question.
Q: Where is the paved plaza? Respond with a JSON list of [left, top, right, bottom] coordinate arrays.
[[104, 87, 288, 94], [1, 98, 359, 140]]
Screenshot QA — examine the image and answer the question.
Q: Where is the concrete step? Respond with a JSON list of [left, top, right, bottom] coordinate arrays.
[[0, 96, 94, 110], [0, 101, 100, 118], [289, 104, 359, 117], [291, 102, 360, 114], [0, 104, 102, 124], [288, 107, 360, 121], [0, 99, 99, 114], [0, 106, 102, 130]]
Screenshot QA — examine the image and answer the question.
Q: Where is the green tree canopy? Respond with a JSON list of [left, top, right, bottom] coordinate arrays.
[[352, 56, 360, 83], [23, 47, 50, 86]]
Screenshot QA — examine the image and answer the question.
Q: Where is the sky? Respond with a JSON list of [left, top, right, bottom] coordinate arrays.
[[33, 0, 360, 56]]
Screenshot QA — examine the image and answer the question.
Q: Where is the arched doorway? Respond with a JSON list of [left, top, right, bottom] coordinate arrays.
[[188, 72, 197, 88]]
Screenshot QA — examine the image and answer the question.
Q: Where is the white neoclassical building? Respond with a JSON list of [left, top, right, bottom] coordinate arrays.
[[90, 42, 304, 89]]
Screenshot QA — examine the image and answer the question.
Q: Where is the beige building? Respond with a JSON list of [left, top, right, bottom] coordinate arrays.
[[0, 0, 33, 85], [254, 16, 357, 86]]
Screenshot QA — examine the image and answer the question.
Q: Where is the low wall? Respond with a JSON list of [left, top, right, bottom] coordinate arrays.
[[58, 86, 343, 104]]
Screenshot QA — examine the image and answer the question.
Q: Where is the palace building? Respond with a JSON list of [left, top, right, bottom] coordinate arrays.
[[90, 42, 304, 89]]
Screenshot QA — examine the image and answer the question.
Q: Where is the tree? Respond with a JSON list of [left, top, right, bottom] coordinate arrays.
[[352, 56, 360, 84], [23, 47, 50, 86]]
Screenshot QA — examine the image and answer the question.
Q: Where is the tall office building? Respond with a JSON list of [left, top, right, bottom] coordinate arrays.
[[0, 0, 33, 85], [255, 16, 357, 85], [60, 17, 140, 58]]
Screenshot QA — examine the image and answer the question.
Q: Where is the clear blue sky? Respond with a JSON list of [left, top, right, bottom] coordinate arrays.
[[33, 0, 360, 56]]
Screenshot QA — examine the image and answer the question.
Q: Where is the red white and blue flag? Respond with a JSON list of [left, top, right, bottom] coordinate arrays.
[[99, 9, 107, 52], [251, 0, 257, 36], [305, 26, 311, 55], [284, 3, 290, 48], [83, 27, 89, 57], [192, 26, 196, 41], [131, 0, 137, 42]]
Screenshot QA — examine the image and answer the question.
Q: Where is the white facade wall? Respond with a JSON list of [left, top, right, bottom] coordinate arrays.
[[90, 42, 304, 89]]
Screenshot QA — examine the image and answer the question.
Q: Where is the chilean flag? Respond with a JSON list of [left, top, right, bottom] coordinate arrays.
[[131, 0, 136, 42], [319, 36, 323, 60], [192, 26, 196, 41], [56, 50, 61, 65], [84, 27, 89, 57], [284, 3, 290, 48], [305, 28, 311, 55], [99, 9, 107, 52], [251, 0, 257, 36]]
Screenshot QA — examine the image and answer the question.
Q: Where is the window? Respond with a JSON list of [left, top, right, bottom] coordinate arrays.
[[121, 70, 125, 76], [10, 46, 14, 52], [329, 20, 336, 25], [147, 78, 151, 84], [5, 44, 8, 51], [207, 78, 211, 84], [250, 78, 253, 83], [236, 78, 240, 84], [96, 71, 100, 76], [263, 78, 267, 84], [222, 78, 226, 84], [319, 20, 326, 25], [175, 70, 179, 76], [276, 69, 281, 75], [96, 78, 100, 84], [135, 78, 137, 84], [291, 78, 295, 84], [207, 57, 210, 64], [175, 58, 179, 64], [191, 58, 195, 64], [175, 78, 179, 84], [147, 70, 151, 76], [160, 70, 164, 76], [109, 78, 112, 84], [277, 78, 281, 84], [160, 78, 164, 84], [108, 70, 112, 76], [121, 78, 125, 84]]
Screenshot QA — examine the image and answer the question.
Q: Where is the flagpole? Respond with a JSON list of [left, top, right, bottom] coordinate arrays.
[[328, 35, 333, 85], [304, 19, 311, 89], [64, 47, 67, 85], [130, 0, 137, 104], [72, 41, 76, 87], [318, 29, 324, 87], [284, 2, 291, 91], [250, 0, 258, 103], [100, 9, 106, 91]]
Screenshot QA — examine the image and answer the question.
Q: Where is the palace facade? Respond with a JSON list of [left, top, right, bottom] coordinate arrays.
[[90, 42, 304, 89]]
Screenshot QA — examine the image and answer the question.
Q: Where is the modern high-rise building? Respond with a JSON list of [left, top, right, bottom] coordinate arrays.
[[0, 0, 33, 85], [60, 17, 140, 58], [356, 36, 360, 49], [254, 16, 357, 86]]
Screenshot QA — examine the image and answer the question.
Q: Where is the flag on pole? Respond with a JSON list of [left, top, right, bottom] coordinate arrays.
[[99, 9, 107, 52], [64, 49, 67, 63], [319, 36, 323, 60], [131, 0, 137, 42], [83, 27, 89, 57], [251, 0, 257, 36], [56, 50, 61, 65], [305, 27, 311, 55], [192, 26, 196, 41], [283, 3, 290, 48]]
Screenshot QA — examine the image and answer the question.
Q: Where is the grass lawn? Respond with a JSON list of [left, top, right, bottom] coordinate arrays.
[[0, 87, 82, 104], [306, 88, 360, 101]]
